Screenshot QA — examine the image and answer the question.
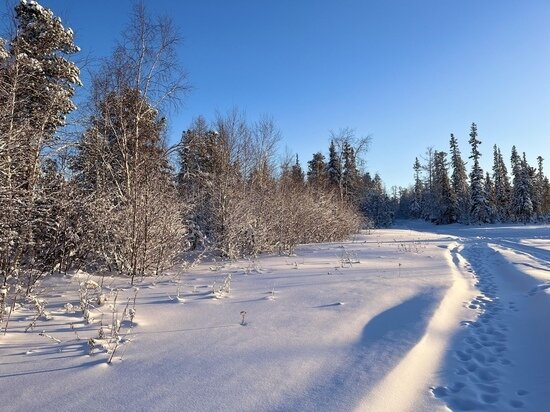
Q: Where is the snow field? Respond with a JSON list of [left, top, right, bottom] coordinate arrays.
[[1, 225, 549, 412]]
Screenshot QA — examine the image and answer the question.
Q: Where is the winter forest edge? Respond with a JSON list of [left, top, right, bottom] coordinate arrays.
[[1, 0, 550, 372]]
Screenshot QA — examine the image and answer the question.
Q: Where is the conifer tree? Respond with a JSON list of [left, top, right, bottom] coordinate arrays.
[[290, 155, 305, 186], [492, 145, 512, 221], [362, 173, 393, 227], [432, 151, 456, 224], [326, 140, 342, 191], [420, 147, 436, 220], [0, 0, 81, 290], [410, 157, 423, 218], [510, 147, 533, 222], [342, 142, 361, 205], [307, 152, 327, 187], [468, 123, 490, 223], [484, 171, 497, 223], [449, 134, 470, 223], [536, 156, 550, 217]]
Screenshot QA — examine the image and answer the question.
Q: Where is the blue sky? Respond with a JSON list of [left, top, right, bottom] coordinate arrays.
[[27, 1, 550, 188]]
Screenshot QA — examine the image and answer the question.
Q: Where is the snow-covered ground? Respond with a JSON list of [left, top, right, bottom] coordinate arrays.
[[1, 223, 549, 411]]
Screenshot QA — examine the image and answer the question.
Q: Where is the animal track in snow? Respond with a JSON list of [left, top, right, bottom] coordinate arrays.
[[433, 242, 531, 410]]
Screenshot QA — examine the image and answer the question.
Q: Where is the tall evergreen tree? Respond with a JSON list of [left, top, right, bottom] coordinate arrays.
[[492, 145, 512, 221], [290, 155, 305, 186], [410, 157, 423, 218], [342, 141, 361, 205], [484, 171, 497, 222], [449, 134, 470, 222], [362, 173, 393, 227], [420, 147, 436, 220], [432, 151, 456, 224], [511, 147, 533, 222], [468, 123, 490, 223], [536, 156, 550, 217], [0, 0, 81, 290], [307, 152, 327, 187], [326, 140, 342, 193]]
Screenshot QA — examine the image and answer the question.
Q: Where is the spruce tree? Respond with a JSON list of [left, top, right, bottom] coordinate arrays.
[[362, 173, 393, 227], [536, 156, 550, 217], [510, 147, 533, 222], [420, 147, 436, 220], [484, 171, 497, 223], [0, 0, 81, 289], [410, 157, 423, 218], [307, 152, 327, 187], [433, 151, 456, 224], [449, 134, 470, 222], [342, 142, 361, 205], [492, 145, 512, 221], [327, 140, 342, 193], [468, 123, 490, 223], [290, 155, 305, 186]]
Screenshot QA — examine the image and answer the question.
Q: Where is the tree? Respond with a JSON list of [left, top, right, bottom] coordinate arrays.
[[484, 171, 497, 223], [329, 127, 370, 201], [510, 150, 534, 223], [468, 123, 490, 223], [75, 3, 187, 283], [510, 147, 533, 223], [362, 173, 394, 227], [410, 157, 423, 218], [0, 0, 81, 292], [432, 151, 456, 224], [342, 141, 361, 205], [533, 156, 545, 218], [326, 140, 341, 191], [449, 134, 470, 223], [536, 156, 550, 218], [290, 155, 305, 186], [492, 145, 512, 221], [307, 152, 327, 187], [420, 146, 436, 220]]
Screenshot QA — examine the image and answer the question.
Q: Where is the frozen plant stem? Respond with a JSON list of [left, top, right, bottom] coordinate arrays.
[[240, 311, 247, 326], [39, 330, 61, 344], [3, 286, 21, 336]]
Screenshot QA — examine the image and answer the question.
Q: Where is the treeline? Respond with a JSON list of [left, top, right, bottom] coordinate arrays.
[[300, 130, 395, 228], [396, 123, 550, 224], [176, 115, 363, 259], [0, 0, 374, 319]]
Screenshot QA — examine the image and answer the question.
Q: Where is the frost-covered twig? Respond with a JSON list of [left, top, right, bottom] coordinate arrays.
[[39, 330, 61, 344]]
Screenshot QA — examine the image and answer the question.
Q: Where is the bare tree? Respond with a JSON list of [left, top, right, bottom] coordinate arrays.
[[74, 2, 188, 283], [329, 127, 371, 202]]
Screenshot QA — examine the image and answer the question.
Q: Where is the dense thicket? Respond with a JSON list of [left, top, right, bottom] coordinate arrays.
[[0, 0, 81, 316], [397, 123, 550, 224], [177, 114, 364, 258], [1, 0, 374, 329]]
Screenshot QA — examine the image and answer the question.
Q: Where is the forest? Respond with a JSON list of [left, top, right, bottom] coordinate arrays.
[[396, 124, 550, 225], [0, 1, 382, 323], [2, 3, 550, 411], [1, 1, 549, 332]]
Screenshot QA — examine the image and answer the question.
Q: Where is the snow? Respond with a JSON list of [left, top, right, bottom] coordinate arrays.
[[1, 223, 549, 411]]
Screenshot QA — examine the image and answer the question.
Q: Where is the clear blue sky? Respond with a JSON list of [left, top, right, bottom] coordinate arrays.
[[22, 0, 550, 188]]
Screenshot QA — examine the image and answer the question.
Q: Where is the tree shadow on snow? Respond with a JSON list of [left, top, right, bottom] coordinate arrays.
[[274, 291, 441, 411]]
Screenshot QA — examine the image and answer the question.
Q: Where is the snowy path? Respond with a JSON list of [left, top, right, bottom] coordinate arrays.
[[406, 223, 550, 411], [1, 225, 549, 411]]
